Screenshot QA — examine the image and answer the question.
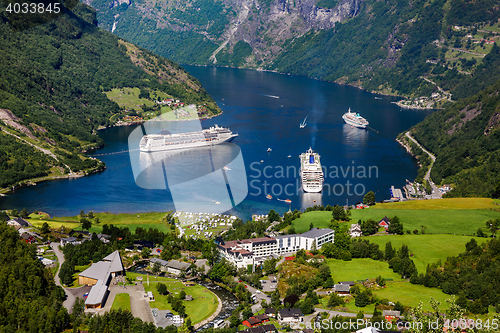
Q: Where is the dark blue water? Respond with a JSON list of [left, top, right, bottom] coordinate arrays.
[[0, 66, 433, 220]]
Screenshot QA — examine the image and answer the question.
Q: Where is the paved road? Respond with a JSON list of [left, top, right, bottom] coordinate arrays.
[[405, 132, 442, 199], [88, 280, 153, 323], [51, 243, 78, 313]]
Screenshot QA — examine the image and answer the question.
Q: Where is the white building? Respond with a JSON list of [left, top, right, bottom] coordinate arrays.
[[218, 228, 334, 269]]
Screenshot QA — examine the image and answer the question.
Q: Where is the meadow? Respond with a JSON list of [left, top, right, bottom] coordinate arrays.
[[126, 273, 218, 324], [291, 198, 500, 235], [326, 258, 453, 312], [29, 211, 173, 234], [364, 234, 487, 273]]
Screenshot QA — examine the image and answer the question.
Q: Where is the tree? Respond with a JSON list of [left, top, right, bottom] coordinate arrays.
[[268, 209, 280, 223], [20, 208, 29, 219], [355, 291, 370, 307], [41, 222, 51, 234], [385, 242, 395, 261], [242, 307, 253, 319], [141, 247, 151, 259], [363, 191, 376, 205], [309, 222, 314, 230], [388, 216, 404, 235], [59, 261, 75, 286], [152, 262, 161, 274], [263, 258, 278, 275], [186, 317, 192, 330], [486, 218, 500, 237], [87, 211, 94, 219], [81, 218, 92, 231], [332, 205, 350, 221]]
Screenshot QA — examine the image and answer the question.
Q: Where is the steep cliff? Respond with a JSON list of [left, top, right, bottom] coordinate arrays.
[[84, 0, 360, 67]]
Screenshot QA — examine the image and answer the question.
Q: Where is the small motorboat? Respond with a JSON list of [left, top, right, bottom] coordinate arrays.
[[267, 148, 272, 152], [266, 194, 272, 200]]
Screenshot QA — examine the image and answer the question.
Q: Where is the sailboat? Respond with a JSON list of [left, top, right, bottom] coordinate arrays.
[[300, 115, 308, 128]]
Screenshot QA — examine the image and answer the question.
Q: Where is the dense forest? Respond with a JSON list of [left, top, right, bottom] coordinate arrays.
[[0, 222, 69, 332], [0, 1, 219, 189]]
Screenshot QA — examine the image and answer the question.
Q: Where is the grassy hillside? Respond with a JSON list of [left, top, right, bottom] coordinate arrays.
[[0, 2, 219, 190], [291, 198, 500, 235], [365, 234, 487, 273]]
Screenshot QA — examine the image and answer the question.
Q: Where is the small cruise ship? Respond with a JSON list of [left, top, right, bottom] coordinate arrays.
[[342, 108, 369, 129], [139, 125, 238, 152], [299, 148, 324, 193]]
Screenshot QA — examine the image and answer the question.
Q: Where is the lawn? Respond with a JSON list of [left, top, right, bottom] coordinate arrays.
[[325, 258, 454, 312], [30, 211, 173, 234], [111, 293, 131, 311], [326, 258, 403, 283], [290, 198, 500, 235], [364, 234, 488, 273], [126, 273, 218, 324]]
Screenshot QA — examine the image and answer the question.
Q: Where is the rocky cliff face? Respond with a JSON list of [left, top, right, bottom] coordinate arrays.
[[215, 0, 360, 64], [86, 0, 361, 67]]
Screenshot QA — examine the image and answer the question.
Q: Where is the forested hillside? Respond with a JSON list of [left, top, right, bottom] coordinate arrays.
[[0, 222, 69, 332], [399, 78, 500, 197], [87, 0, 500, 102], [0, 2, 219, 190]]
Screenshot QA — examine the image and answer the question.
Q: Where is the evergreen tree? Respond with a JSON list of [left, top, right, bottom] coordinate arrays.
[[363, 191, 376, 205]]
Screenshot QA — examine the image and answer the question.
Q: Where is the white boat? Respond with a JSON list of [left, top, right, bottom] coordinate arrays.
[[267, 148, 272, 152], [299, 148, 324, 193], [300, 115, 308, 128], [342, 108, 369, 129], [139, 125, 237, 152]]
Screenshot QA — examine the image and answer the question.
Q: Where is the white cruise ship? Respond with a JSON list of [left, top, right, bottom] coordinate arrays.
[[300, 148, 324, 193], [342, 108, 369, 128], [139, 125, 238, 152]]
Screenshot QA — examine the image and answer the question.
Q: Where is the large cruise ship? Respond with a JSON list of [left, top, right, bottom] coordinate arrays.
[[342, 108, 369, 128], [139, 125, 238, 152], [300, 148, 324, 193]]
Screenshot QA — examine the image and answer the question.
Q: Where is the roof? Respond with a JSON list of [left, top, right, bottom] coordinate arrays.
[[150, 257, 169, 266], [240, 324, 277, 333], [265, 308, 276, 315], [339, 281, 355, 286], [167, 260, 190, 271], [9, 217, 30, 227], [299, 228, 334, 239], [103, 251, 124, 273], [334, 284, 350, 292], [379, 216, 390, 223], [278, 308, 302, 318], [85, 279, 108, 306], [382, 310, 400, 317]]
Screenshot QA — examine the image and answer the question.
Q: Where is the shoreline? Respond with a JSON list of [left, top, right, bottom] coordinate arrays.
[[97, 108, 224, 131], [0, 165, 106, 196]]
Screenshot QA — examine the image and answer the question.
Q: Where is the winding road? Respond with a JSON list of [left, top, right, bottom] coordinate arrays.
[[405, 132, 442, 199], [51, 243, 78, 313]]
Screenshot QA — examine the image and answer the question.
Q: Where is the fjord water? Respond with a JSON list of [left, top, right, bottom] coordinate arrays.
[[0, 66, 433, 219]]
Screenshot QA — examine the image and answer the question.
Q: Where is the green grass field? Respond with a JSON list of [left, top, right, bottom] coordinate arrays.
[[111, 293, 131, 311], [291, 198, 500, 235], [326, 258, 453, 311], [327, 258, 403, 283], [364, 234, 487, 273], [126, 273, 218, 324], [105, 88, 155, 110], [30, 211, 173, 234]]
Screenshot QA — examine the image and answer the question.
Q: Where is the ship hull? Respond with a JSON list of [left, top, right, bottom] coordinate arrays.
[[300, 149, 324, 193], [342, 115, 367, 129], [140, 134, 236, 152]]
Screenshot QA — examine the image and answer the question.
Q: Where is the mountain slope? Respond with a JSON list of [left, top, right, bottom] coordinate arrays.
[[86, 0, 500, 102], [398, 77, 500, 197], [0, 2, 219, 190]]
